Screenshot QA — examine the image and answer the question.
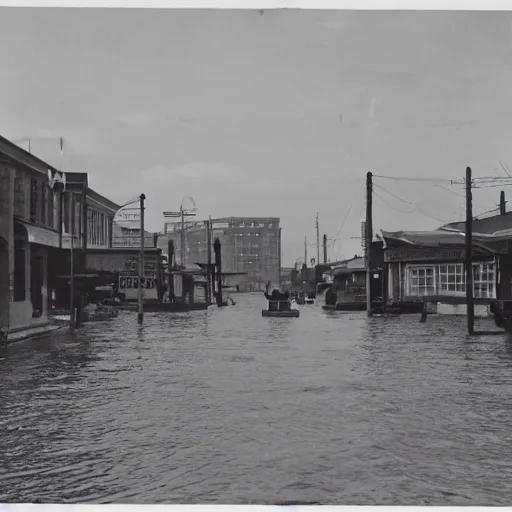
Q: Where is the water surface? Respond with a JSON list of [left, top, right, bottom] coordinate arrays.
[[1, 293, 512, 505]]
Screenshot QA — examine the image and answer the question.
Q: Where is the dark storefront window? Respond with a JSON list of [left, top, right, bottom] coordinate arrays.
[[41, 182, 47, 226], [14, 245, 26, 302], [29, 178, 38, 223], [48, 188, 54, 229]]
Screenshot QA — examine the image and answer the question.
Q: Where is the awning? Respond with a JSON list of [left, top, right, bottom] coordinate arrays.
[[16, 221, 60, 248]]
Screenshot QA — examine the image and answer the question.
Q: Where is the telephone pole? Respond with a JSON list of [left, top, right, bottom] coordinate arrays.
[[323, 234, 327, 264], [138, 193, 146, 325], [163, 203, 196, 267], [465, 167, 474, 335], [366, 171, 373, 317], [315, 213, 320, 265]]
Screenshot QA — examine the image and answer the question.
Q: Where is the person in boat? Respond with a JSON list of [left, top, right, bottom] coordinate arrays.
[[280, 290, 292, 312], [264, 283, 291, 312]]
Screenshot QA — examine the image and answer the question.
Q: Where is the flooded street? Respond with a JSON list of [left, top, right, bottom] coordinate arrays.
[[2, 293, 512, 505]]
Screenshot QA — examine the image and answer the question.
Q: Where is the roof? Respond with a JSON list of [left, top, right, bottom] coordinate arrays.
[[87, 189, 121, 215], [0, 134, 60, 176], [333, 260, 366, 275], [381, 230, 467, 247], [380, 229, 500, 254], [440, 212, 512, 238]]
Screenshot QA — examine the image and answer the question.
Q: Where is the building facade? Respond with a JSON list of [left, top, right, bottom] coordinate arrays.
[[380, 229, 507, 316], [160, 216, 281, 291], [0, 136, 62, 335]]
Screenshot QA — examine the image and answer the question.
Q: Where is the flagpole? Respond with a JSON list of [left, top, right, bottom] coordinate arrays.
[[138, 193, 146, 325]]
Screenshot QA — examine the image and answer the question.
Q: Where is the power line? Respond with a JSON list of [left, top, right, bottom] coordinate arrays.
[[373, 174, 455, 183], [332, 181, 365, 243], [433, 184, 466, 198], [373, 184, 449, 224]]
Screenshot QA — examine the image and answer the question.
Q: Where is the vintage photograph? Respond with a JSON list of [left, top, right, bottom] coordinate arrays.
[[1, 4, 512, 505]]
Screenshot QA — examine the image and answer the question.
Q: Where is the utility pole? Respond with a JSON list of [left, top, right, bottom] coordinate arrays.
[[206, 217, 212, 305], [304, 236, 307, 267], [500, 190, 506, 215], [69, 192, 75, 332], [323, 234, 327, 264], [138, 193, 146, 325], [315, 213, 320, 265], [163, 204, 196, 267], [180, 208, 185, 265], [214, 238, 223, 306], [366, 171, 373, 317], [465, 167, 474, 335]]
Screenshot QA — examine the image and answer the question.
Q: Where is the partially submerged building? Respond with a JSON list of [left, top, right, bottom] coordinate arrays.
[[379, 220, 511, 316]]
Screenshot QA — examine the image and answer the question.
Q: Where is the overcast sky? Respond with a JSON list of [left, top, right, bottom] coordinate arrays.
[[1, 8, 512, 264]]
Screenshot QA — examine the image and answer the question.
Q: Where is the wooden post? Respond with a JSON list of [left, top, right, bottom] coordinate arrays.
[[278, 227, 282, 289], [138, 193, 145, 325], [206, 217, 212, 305], [500, 190, 506, 215], [69, 192, 75, 332], [420, 301, 427, 323], [180, 207, 185, 266], [465, 167, 474, 335], [303, 236, 307, 294], [323, 234, 327, 264], [315, 213, 320, 265], [366, 171, 373, 317], [214, 238, 223, 306], [167, 239, 175, 302]]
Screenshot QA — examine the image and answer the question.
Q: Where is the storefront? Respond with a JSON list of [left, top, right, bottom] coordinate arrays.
[[381, 230, 504, 316]]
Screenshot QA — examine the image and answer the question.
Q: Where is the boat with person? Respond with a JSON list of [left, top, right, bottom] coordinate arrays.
[[262, 307, 300, 318], [262, 282, 300, 318]]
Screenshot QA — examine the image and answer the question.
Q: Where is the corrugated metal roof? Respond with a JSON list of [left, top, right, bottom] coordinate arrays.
[[381, 230, 466, 247], [440, 212, 512, 235], [380, 229, 501, 254]]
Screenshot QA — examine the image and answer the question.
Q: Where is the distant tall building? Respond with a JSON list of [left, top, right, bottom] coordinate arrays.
[[159, 216, 282, 291]]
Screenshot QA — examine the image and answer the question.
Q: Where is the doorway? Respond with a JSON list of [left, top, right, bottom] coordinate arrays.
[[31, 250, 44, 317]]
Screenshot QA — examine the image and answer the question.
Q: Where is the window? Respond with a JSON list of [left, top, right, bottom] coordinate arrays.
[[408, 266, 435, 296], [406, 262, 496, 299], [41, 182, 47, 226], [62, 193, 69, 234], [87, 208, 93, 245], [29, 178, 38, 223], [438, 264, 465, 294], [48, 187, 54, 229], [14, 245, 26, 302], [474, 262, 496, 298], [14, 173, 25, 218]]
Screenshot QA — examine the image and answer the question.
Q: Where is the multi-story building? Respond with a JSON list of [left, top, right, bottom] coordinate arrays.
[[0, 133, 156, 341], [0, 135, 64, 336], [160, 216, 281, 291]]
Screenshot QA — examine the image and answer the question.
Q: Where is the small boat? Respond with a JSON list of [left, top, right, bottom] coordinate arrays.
[[262, 309, 300, 318]]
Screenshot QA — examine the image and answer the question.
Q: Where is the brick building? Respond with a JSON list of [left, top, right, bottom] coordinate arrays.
[[160, 216, 281, 291]]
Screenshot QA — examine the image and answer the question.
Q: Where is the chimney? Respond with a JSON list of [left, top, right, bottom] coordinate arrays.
[[500, 191, 506, 215]]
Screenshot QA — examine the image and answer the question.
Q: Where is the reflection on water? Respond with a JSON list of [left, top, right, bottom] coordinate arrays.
[[2, 293, 512, 504]]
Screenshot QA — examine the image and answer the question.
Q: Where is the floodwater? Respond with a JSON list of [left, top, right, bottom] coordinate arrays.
[[2, 293, 512, 505]]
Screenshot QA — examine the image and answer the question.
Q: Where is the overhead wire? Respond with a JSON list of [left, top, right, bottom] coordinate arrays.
[[373, 174, 455, 183], [331, 180, 365, 244], [373, 183, 450, 224]]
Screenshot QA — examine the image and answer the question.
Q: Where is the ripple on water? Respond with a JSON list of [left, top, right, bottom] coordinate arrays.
[[2, 295, 512, 504]]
